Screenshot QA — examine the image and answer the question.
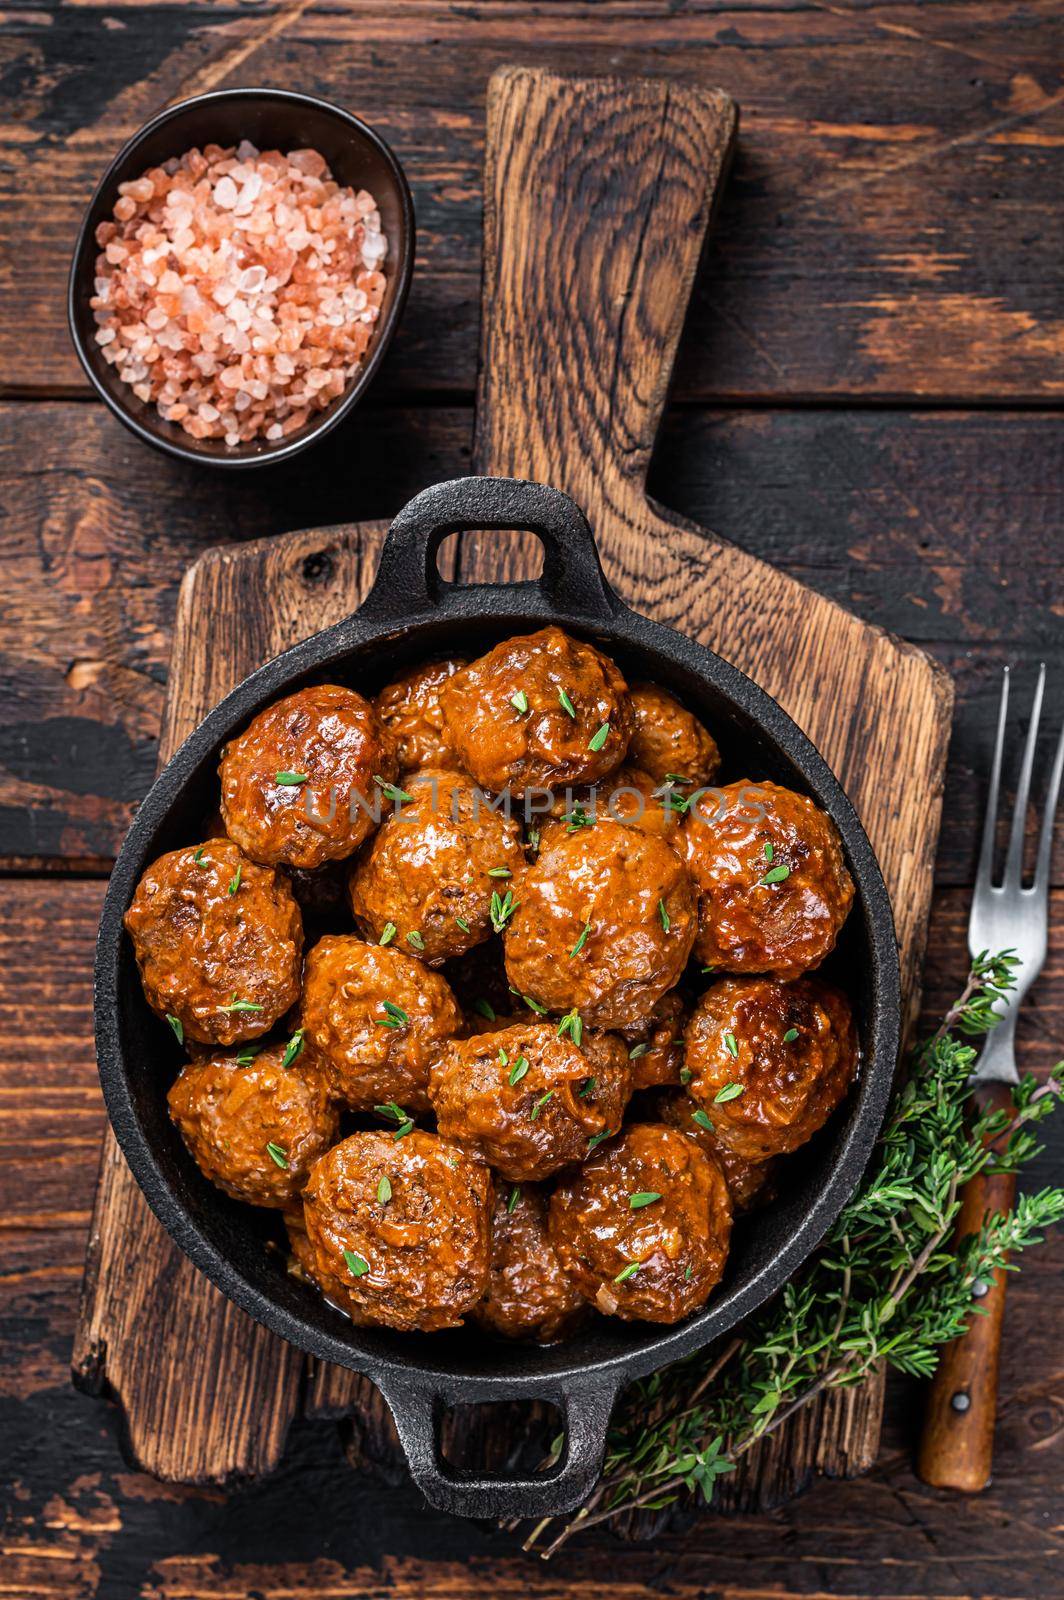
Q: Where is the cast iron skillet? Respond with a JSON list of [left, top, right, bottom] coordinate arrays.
[[95, 475, 900, 1520]]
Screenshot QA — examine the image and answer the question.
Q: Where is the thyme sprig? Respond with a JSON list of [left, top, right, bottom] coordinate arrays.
[[519, 950, 1064, 1557]]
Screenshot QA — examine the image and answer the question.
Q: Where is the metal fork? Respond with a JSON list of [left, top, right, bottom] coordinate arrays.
[[917, 664, 1063, 1492]]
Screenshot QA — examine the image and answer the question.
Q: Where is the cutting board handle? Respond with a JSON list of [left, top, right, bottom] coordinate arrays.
[[474, 66, 737, 526]]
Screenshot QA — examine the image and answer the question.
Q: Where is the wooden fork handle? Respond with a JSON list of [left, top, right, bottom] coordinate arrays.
[[916, 1079, 1017, 1491]]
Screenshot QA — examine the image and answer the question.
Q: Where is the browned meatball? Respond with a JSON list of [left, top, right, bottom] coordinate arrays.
[[471, 1183, 587, 1343], [124, 840, 303, 1046], [504, 821, 697, 1029], [439, 626, 632, 794], [536, 767, 681, 851], [684, 975, 858, 1160], [620, 991, 686, 1091], [167, 1039, 339, 1207], [374, 658, 466, 773], [683, 780, 854, 977], [219, 684, 397, 870], [299, 935, 462, 1111], [429, 1022, 632, 1182], [659, 1091, 777, 1212], [627, 683, 721, 787], [347, 770, 526, 966], [301, 1130, 492, 1332], [549, 1124, 732, 1324]]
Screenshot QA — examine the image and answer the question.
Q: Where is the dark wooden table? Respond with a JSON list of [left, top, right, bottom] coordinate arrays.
[[2, 5, 1062, 1598]]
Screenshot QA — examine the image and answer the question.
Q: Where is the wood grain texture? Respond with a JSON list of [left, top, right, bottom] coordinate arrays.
[[70, 68, 952, 1510], [2, 2, 1063, 401], [916, 1078, 1019, 1492]]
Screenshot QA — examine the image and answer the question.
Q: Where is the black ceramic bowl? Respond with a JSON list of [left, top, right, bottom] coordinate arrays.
[[95, 477, 900, 1519], [68, 88, 414, 468]]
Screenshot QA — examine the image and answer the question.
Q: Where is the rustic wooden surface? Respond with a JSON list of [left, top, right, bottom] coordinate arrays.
[[2, 4, 1063, 1598]]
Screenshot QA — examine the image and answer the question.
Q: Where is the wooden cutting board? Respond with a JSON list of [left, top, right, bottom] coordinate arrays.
[[73, 67, 953, 1511]]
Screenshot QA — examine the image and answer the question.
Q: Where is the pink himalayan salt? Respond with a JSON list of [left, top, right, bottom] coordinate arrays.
[[90, 141, 389, 447]]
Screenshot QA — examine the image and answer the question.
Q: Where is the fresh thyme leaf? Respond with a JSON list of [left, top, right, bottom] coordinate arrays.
[[692, 1109, 714, 1132], [629, 1192, 661, 1210], [665, 773, 690, 786], [565, 804, 595, 832], [490, 888, 518, 933], [193, 846, 206, 863], [343, 1249, 369, 1277], [527, 828, 541, 852], [628, 1043, 649, 1060], [530, 1089, 554, 1120], [723, 1032, 739, 1059], [235, 1045, 259, 1066], [220, 999, 263, 1014], [510, 689, 529, 715], [275, 771, 308, 785], [165, 1014, 184, 1044], [377, 1175, 392, 1205], [587, 1129, 611, 1152], [523, 994, 548, 1016], [374, 774, 414, 805], [558, 688, 576, 718], [764, 840, 774, 862], [508, 1055, 530, 1086], [588, 722, 610, 752], [684, 1263, 694, 1281], [614, 1261, 640, 1283], [761, 864, 791, 885], [487, 866, 512, 878], [456, 916, 471, 933], [714, 1081, 743, 1103], [557, 1008, 584, 1047], [281, 1028, 305, 1069], [265, 1141, 288, 1169], [783, 1027, 799, 1043], [406, 930, 425, 951], [228, 864, 242, 895], [378, 922, 397, 947], [393, 1119, 414, 1140], [658, 899, 671, 933], [375, 1000, 409, 1028], [507, 1184, 522, 1213], [473, 998, 496, 1021], [570, 920, 592, 957], [577, 1076, 597, 1098], [679, 1066, 692, 1085], [498, 1046, 509, 1066]]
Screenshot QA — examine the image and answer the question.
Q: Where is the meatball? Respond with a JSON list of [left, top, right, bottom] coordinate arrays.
[[549, 1124, 732, 1324], [683, 975, 858, 1160], [620, 991, 686, 1091], [375, 658, 466, 773], [219, 684, 397, 870], [536, 767, 681, 851], [627, 683, 721, 787], [429, 1022, 632, 1182], [167, 1039, 339, 1207], [683, 780, 854, 977], [439, 626, 632, 794], [504, 821, 697, 1029], [299, 935, 462, 1111], [301, 1130, 492, 1332], [124, 840, 302, 1046], [471, 1183, 587, 1343], [347, 769, 526, 966], [659, 1091, 776, 1212]]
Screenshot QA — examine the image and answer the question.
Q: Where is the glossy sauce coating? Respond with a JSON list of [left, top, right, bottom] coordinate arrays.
[[472, 1183, 587, 1343], [439, 626, 632, 794], [504, 820, 697, 1029], [168, 1040, 338, 1207], [627, 683, 721, 787], [683, 780, 854, 977], [124, 839, 303, 1045], [299, 935, 462, 1111], [374, 658, 466, 772], [347, 769, 526, 965], [619, 990, 686, 1091], [219, 684, 397, 869], [659, 1090, 777, 1211], [301, 1130, 492, 1332], [549, 1123, 732, 1323], [684, 975, 858, 1159], [429, 1022, 632, 1182], [536, 766, 681, 850]]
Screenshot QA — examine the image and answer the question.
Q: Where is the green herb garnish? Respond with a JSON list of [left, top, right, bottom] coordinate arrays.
[[588, 1129, 611, 1152], [374, 1000, 409, 1029], [507, 1185, 521, 1213], [193, 846, 206, 863], [692, 1109, 714, 1132], [570, 920, 592, 957], [275, 771, 308, 786], [715, 1081, 744, 1103], [487, 866, 512, 879], [658, 899, 671, 933], [723, 1032, 739, 1058], [490, 888, 518, 932], [761, 864, 791, 885], [474, 998, 496, 1021], [228, 864, 242, 896], [588, 722, 610, 752], [629, 1192, 661, 1210], [456, 916, 470, 933], [220, 999, 264, 1014], [783, 1027, 799, 1042], [377, 1176, 392, 1205], [265, 1142, 288, 1169], [406, 930, 425, 951], [281, 1028, 305, 1069], [628, 1042, 649, 1060], [508, 1055, 530, 1087], [378, 922, 397, 947], [530, 1089, 554, 1120], [577, 1077, 597, 1099], [764, 840, 774, 862], [510, 689, 529, 715], [165, 1014, 184, 1044], [343, 1249, 369, 1277], [558, 688, 576, 718], [614, 1261, 640, 1284], [557, 1008, 583, 1047], [374, 774, 414, 805]]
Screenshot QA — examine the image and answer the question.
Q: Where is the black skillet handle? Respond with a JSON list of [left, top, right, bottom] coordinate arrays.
[[358, 475, 622, 625], [372, 1368, 620, 1520]]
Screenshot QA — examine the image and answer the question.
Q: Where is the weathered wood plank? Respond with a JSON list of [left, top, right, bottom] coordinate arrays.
[[2, 400, 1060, 879], [0, 879, 1060, 1592], [3, 1, 1062, 399]]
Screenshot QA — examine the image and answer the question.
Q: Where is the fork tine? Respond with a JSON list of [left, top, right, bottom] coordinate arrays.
[[1004, 663, 1046, 885], [1033, 700, 1064, 891], [976, 667, 1010, 888]]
